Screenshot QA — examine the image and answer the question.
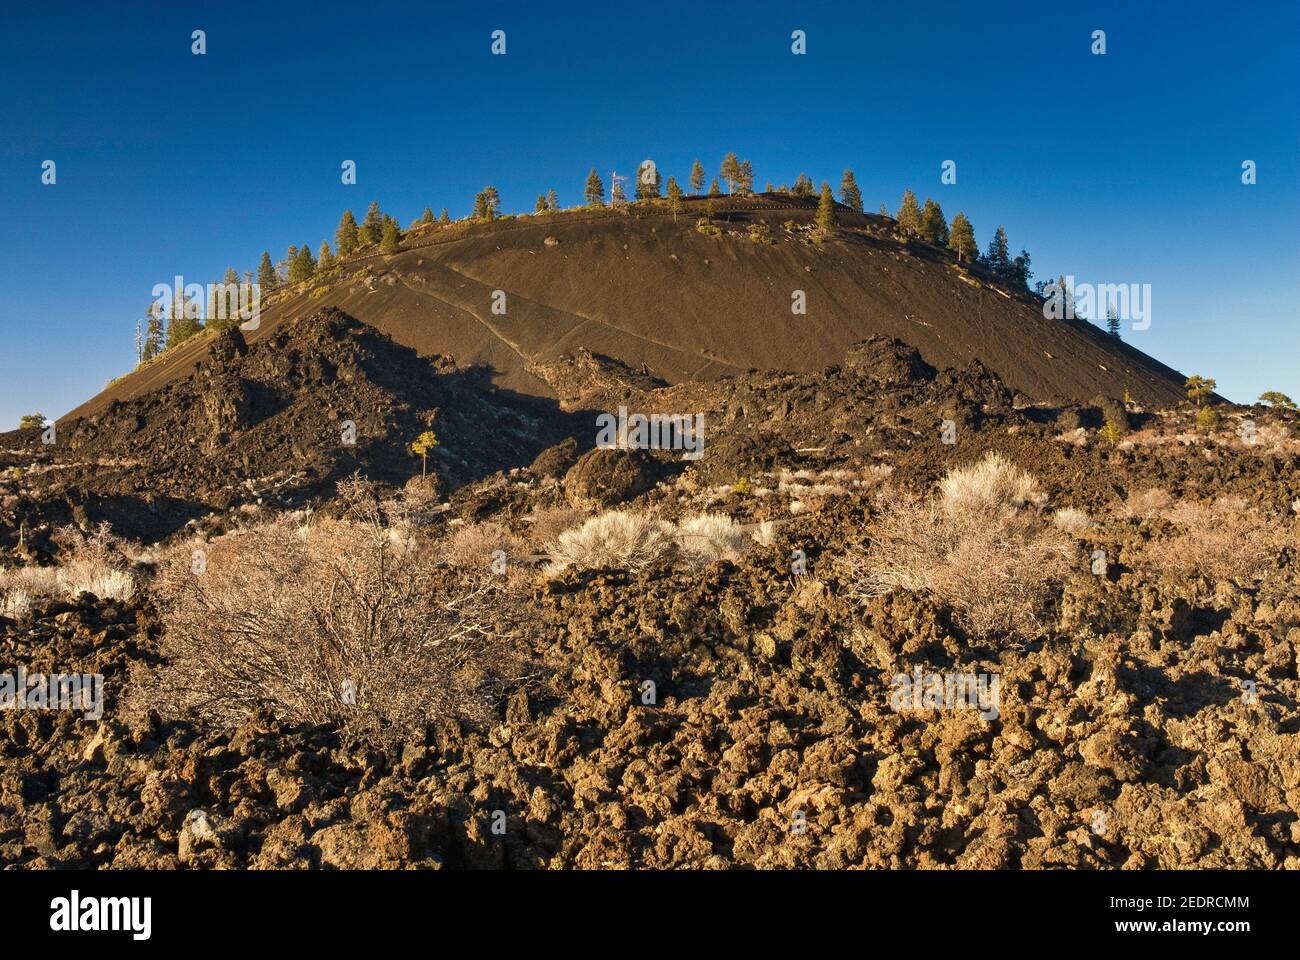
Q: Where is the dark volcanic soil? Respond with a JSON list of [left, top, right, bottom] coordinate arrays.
[[61, 197, 1190, 427]]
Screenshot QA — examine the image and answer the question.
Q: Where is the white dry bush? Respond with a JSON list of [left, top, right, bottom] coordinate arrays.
[[675, 513, 748, 566], [0, 566, 58, 599], [860, 464, 895, 486], [1052, 507, 1093, 535], [1144, 497, 1293, 585], [128, 478, 532, 740], [1122, 487, 1174, 519], [58, 563, 136, 601], [0, 522, 136, 615], [938, 453, 1045, 515], [1054, 428, 1089, 447], [544, 510, 675, 576], [844, 458, 1073, 639], [751, 520, 779, 547]]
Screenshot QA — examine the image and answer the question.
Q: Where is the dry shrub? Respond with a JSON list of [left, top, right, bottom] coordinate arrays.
[[128, 480, 532, 740], [0, 523, 136, 612], [544, 510, 674, 576], [1122, 487, 1173, 519], [751, 520, 779, 547], [844, 459, 1073, 639], [55, 523, 136, 600], [58, 565, 136, 602], [523, 505, 588, 550], [1251, 421, 1297, 454], [440, 521, 524, 571], [1052, 507, 1092, 535], [1144, 497, 1292, 584], [675, 513, 748, 565], [938, 453, 1045, 514], [0, 566, 58, 603], [0, 588, 32, 620]]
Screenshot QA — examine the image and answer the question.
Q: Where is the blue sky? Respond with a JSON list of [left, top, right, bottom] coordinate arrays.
[[1, 0, 1296, 427]]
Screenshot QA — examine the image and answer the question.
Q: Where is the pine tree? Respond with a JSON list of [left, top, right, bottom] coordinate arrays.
[[545, 188, 559, 211], [1185, 375, 1216, 406], [984, 226, 1011, 275], [141, 302, 165, 362], [289, 242, 316, 282], [708, 178, 720, 196], [361, 201, 384, 246], [207, 266, 241, 332], [439, 208, 450, 225], [947, 212, 977, 262], [584, 168, 605, 206], [472, 186, 501, 220], [336, 210, 360, 256], [1106, 302, 1121, 338], [879, 203, 890, 217], [689, 159, 705, 195], [816, 182, 838, 234], [720, 153, 741, 194], [1052, 275, 1079, 319], [257, 251, 278, 291], [919, 198, 948, 246], [318, 240, 334, 272], [635, 161, 661, 201], [420, 207, 434, 225], [380, 218, 401, 253], [792, 173, 814, 198], [738, 159, 754, 194], [610, 176, 626, 204], [666, 176, 684, 220], [1258, 391, 1297, 410], [165, 289, 202, 348], [535, 194, 547, 213], [840, 170, 863, 213], [896, 189, 922, 234], [1009, 249, 1033, 290]]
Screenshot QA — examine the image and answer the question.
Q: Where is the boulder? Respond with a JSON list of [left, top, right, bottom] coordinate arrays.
[[564, 447, 657, 508]]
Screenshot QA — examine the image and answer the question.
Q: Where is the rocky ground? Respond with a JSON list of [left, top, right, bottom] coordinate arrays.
[[1, 313, 1297, 869]]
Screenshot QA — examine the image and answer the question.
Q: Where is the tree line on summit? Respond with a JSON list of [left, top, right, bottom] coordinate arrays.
[[136, 154, 1033, 364]]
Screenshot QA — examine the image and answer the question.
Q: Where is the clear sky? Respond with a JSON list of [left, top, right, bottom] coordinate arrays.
[[1, 0, 1296, 427]]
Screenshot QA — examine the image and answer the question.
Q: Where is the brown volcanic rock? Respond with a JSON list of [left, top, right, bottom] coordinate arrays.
[[843, 335, 936, 384], [563, 447, 658, 508], [528, 437, 579, 479], [0, 308, 577, 542]]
